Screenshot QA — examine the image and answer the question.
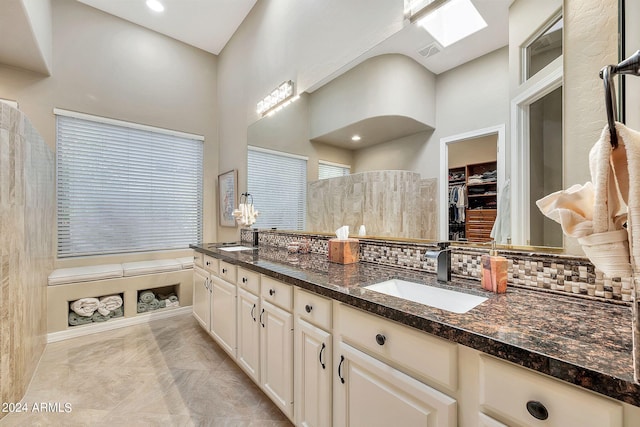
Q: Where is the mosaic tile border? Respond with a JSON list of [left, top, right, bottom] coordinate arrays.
[[241, 229, 631, 305]]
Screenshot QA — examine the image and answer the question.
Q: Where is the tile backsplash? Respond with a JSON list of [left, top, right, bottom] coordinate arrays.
[[241, 228, 630, 305]]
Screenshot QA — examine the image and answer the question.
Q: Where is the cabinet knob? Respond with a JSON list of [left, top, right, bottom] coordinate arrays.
[[269, 288, 275, 296], [375, 334, 386, 346], [526, 401, 549, 420], [206, 261, 210, 266], [305, 304, 312, 313], [222, 268, 227, 273], [242, 277, 248, 283]]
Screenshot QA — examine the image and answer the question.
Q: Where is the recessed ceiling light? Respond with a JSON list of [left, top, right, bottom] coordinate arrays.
[[417, 0, 487, 48], [146, 0, 165, 12], [351, 135, 361, 142]]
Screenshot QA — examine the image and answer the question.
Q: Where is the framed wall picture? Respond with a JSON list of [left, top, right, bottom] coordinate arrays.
[[218, 169, 238, 227]]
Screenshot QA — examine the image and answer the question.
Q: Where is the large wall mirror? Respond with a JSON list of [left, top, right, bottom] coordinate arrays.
[[246, 0, 620, 253]]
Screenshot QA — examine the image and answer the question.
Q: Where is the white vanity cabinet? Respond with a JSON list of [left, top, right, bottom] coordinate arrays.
[[192, 266, 211, 330], [237, 267, 261, 382], [206, 260, 237, 358], [260, 275, 294, 421], [294, 288, 332, 427], [333, 303, 457, 427], [210, 274, 237, 357], [192, 255, 639, 427], [193, 256, 218, 330]]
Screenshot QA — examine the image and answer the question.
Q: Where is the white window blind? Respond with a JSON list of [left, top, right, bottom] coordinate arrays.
[[318, 160, 350, 179], [247, 146, 307, 230], [56, 111, 203, 257]]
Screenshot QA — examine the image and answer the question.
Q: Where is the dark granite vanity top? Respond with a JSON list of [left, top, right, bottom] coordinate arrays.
[[191, 243, 640, 407]]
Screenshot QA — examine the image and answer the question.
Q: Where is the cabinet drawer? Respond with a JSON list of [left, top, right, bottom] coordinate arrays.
[[194, 252, 204, 268], [203, 255, 218, 274], [237, 267, 260, 294], [478, 413, 507, 427], [479, 356, 622, 427], [218, 260, 236, 282], [466, 209, 497, 220], [335, 303, 457, 391], [294, 288, 331, 330], [466, 223, 494, 231], [261, 275, 292, 311]]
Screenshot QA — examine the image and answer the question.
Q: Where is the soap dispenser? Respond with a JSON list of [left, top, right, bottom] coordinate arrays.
[[481, 241, 508, 293]]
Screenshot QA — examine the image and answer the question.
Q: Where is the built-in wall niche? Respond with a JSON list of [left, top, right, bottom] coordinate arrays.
[[68, 293, 124, 327], [137, 286, 180, 314]]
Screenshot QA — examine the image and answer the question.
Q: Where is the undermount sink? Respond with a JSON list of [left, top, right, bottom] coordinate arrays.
[[364, 279, 487, 314], [218, 246, 256, 252]]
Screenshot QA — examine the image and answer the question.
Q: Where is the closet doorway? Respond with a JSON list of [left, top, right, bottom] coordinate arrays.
[[439, 125, 506, 243]]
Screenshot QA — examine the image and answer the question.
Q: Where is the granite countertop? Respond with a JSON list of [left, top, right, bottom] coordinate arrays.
[[191, 242, 640, 407]]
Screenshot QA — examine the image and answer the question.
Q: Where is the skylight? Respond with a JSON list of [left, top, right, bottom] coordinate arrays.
[[417, 0, 487, 48], [146, 0, 164, 13]]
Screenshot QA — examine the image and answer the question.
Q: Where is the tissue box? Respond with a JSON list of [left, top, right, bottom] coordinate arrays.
[[328, 238, 359, 264]]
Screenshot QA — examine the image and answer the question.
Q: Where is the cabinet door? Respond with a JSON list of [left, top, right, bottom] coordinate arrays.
[[237, 288, 260, 382], [295, 317, 332, 427], [192, 268, 210, 330], [210, 276, 237, 358], [260, 299, 294, 421], [334, 342, 456, 427]]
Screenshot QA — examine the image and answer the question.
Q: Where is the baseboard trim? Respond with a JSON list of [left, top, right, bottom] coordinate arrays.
[[47, 306, 192, 343]]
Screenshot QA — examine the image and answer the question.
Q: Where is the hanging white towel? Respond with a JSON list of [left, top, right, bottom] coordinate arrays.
[[537, 123, 633, 277], [491, 179, 511, 244]]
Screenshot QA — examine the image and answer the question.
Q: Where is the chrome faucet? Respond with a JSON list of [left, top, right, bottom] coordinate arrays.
[[424, 242, 451, 284]]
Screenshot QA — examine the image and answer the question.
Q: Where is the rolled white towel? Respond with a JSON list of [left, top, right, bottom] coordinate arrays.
[[70, 297, 100, 317], [165, 300, 180, 308], [97, 304, 111, 316], [99, 295, 123, 311]]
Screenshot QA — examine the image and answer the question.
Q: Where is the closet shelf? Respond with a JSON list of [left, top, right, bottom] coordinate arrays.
[[466, 181, 497, 187], [468, 193, 497, 198]]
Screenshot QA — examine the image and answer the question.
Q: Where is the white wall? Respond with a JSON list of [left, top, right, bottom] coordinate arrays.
[[309, 54, 436, 138], [0, 0, 219, 261], [21, 0, 52, 74], [353, 131, 432, 173], [448, 135, 498, 169], [409, 47, 510, 181]]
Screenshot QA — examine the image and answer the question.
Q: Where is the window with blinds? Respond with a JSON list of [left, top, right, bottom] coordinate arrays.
[[55, 110, 203, 257], [247, 146, 307, 230], [318, 160, 350, 179]]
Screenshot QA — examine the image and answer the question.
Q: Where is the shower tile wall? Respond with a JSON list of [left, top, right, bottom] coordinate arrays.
[[307, 171, 437, 240], [0, 103, 55, 419]]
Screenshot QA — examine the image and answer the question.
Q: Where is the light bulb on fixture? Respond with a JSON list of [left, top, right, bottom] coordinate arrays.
[[351, 135, 362, 142], [256, 81, 296, 117], [146, 0, 165, 12]]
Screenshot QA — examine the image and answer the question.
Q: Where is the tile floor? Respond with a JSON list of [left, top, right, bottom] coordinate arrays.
[[0, 313, 292, 427]]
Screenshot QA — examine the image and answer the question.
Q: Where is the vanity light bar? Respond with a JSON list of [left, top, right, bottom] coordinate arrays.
[[256, 80, 296, 117]]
